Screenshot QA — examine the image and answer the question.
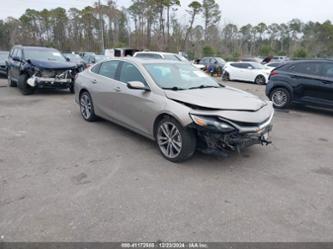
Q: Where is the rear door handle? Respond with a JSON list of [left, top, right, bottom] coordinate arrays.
[[114, 86, 121, 92], [91, 79, 97, 84]]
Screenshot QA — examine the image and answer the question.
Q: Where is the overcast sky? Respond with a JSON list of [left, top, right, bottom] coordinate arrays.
[[1, 0, 333, 26]]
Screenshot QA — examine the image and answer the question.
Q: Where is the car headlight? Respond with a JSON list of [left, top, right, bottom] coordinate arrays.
[[190, 114, 235, 132]]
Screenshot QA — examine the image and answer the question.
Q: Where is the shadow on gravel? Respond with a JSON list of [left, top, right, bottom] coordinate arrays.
[[32, 89, 73, 95]]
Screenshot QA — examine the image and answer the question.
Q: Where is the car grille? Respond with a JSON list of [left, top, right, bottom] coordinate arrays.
[[41, 70, 57, 78]]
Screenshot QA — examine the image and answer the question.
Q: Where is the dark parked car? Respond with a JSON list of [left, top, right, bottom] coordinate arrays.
[[7, 46, 82, 95], [266, 60, 333, 109], [199, 57, 226, 73], [81, 52, 109, 66], [63, 53, 86, 68], [0, 51, 9, 76]]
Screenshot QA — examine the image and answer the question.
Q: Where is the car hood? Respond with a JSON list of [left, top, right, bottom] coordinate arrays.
[[165, 86, 267, 111], [28, 59, 77, 70]]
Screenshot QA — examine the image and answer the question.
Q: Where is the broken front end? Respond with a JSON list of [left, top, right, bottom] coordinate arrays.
[[189, 114, 273, 156], [26, 67, 82, 89]]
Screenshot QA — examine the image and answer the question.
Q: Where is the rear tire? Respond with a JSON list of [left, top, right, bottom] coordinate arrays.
[[222, 71, 230, 81], [155, 116, 196, 163], [255, 75, 266, 85], [270, 87, 291, 109], [17, 74, 34, 95], [79, 91, 97, 122]]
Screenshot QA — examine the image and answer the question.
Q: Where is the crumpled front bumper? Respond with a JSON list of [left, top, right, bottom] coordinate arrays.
[[27, 76, 73, 88], [192, 117, 273, 156]]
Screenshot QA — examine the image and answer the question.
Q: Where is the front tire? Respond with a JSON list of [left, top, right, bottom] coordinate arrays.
[[17, 74, 34, 95], [255, 75, 266, 85], [270, 87, 291, 109], [79, 91, 97, 122], [156, 117, 196, 163]]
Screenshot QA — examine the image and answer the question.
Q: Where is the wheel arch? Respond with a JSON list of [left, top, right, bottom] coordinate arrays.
[[269, 83, 294, 99], [153, 113, 187, 139], [255, 74, 266, 84]]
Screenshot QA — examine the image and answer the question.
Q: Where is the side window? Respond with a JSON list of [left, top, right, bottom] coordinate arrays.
[[291, 63, 321, 75], [231, 63, 241, 68], [91, 64, 101, 74], [245, 63, 254, 69], [98, 60, 119, 79], [119, 62, 147, 85], [322, 63, 333, 78], [231, 63, 247, 68]]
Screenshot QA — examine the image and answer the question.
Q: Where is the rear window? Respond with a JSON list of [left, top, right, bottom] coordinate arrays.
[[163, 54, 182, 61], [135, 53, 162, 59]]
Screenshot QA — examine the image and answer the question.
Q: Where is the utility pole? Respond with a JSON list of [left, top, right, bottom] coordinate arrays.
[[98, 0, 105, 54]]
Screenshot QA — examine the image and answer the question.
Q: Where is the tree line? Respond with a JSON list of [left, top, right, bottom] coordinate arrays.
[[0, 0, 333, 60]]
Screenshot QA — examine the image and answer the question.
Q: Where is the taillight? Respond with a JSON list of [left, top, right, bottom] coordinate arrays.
[[270, 70, 278, 77]]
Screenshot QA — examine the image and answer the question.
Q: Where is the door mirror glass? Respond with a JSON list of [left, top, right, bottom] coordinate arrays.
[[128, 81, 149, 90]]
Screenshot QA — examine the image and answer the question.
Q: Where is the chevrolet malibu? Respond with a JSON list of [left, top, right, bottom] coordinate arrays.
[[75, 58, 274, 162]]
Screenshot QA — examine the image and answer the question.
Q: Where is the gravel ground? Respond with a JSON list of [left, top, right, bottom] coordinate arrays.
[[0, 76, 333, 242]]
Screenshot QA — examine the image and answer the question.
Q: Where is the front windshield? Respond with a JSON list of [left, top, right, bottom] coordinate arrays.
[[144, 63, 220, 90], [24, 49, 66, 62], [251, 62, 265, 69]]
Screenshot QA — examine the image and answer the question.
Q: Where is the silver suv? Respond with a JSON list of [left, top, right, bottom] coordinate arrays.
[[75, 58, 274, 162]]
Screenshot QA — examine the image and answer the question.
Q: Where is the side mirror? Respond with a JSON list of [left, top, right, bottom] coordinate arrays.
[[91, 59, 96, 64], [65, 57, 70, 62], [248, 66, 253, 69], [128, 81, 149, 91], [13, 56, 21, 62]]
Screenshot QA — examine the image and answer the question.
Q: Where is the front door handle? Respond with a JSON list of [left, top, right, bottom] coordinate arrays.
[[91, 79, 97, 84], [114, 86, 121, 92]]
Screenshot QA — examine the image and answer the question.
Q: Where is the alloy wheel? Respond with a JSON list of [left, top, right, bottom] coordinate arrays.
[[80, 94, 92, 119], [271, 89, 288, 107], [157, 122, 183, 159], [255, 75, 266, 85]]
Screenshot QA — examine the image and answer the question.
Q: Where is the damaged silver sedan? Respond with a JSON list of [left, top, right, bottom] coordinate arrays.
[[75, 58, 274, 162]]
